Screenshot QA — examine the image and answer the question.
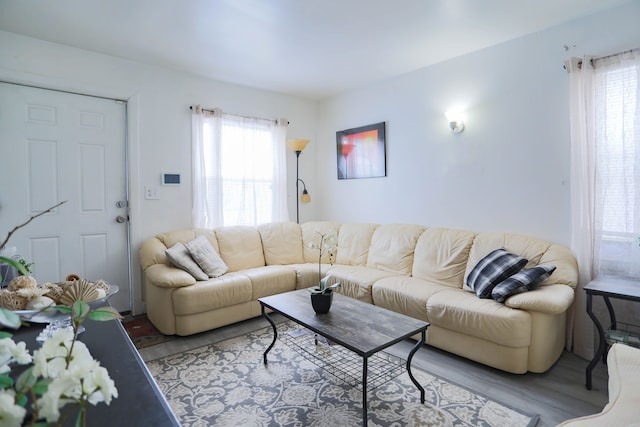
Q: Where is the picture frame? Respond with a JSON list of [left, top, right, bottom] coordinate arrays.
[[336, 122, 386, 180]]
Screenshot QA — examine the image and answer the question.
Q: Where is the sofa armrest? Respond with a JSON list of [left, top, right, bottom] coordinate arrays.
[[504, 284, 574, 314], [144, 264, 196, 289]]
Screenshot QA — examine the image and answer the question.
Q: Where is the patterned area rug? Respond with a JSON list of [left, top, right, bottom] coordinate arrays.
[[147, 321, 539, 427]]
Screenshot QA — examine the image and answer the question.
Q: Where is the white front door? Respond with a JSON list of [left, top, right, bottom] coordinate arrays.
[[0, 82, 130, 312]]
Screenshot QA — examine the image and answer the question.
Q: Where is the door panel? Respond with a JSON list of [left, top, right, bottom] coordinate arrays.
[[0, 82, 130, 312]]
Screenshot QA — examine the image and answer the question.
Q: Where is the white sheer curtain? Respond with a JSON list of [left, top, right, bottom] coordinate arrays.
[[566, 50, 640, 359], [191, 106, 289, 228]]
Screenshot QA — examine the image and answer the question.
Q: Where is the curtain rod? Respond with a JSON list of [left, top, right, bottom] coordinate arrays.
[[189, 105, 287, 124], [564, 47, 639, 70]]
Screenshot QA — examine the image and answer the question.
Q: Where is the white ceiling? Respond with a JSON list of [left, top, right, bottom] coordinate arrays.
[[0, 0, 630, 99]]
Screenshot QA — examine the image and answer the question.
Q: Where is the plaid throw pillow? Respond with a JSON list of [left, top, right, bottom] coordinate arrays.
[[491, 265, 556, 303], [466, 248, 528, 299]]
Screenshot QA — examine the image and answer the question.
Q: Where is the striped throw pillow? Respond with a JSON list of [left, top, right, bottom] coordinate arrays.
[[491, 265, 556, 303], [466, 248, 528, 299]]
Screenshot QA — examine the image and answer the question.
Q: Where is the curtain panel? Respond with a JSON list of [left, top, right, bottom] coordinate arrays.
[[565, 50, 640, 359], [191, 106, 289, 228]]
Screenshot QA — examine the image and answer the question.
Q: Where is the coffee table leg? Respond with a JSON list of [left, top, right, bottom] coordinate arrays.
[[362, 356, 368, 427], [407, 330, 426, 403], [261, 304, 277, 365]]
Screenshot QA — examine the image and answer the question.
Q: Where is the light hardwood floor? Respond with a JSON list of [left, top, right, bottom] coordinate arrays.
[[138, 314, 609, 427]]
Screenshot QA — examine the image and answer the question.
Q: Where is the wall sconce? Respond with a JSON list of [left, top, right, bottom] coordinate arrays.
[[286, 139, 311, 223], [445, 111, 465, 134]]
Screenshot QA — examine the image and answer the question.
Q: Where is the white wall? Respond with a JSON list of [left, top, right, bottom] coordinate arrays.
[[316, 1, 640, 247], [0, 31, 318, 313]]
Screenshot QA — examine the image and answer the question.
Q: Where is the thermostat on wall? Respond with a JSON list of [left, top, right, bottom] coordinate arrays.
[[162, 173, 181, 185]]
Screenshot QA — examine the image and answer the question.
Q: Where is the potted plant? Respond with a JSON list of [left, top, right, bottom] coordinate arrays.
[[308, 231, 340, 314]]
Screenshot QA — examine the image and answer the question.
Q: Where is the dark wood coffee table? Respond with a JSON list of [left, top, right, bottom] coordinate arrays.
[[259, 288, 429, 426]]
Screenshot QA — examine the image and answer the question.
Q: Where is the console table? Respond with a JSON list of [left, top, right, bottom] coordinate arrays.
[[13, 309, 180, 426], [584, 276, 640, 390]]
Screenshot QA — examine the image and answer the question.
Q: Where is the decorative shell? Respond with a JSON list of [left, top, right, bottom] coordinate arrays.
[[8, 275, 37, 291], [25, 296, 55, 310], [42, 282, 64, 302], [93, 279, 111, 293], [59, 279, 100, 305], [0, 289, 28, 310]]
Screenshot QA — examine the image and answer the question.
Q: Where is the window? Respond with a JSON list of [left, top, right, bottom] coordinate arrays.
[[594, 54, 640, 278], [192, 108, 288, 228]]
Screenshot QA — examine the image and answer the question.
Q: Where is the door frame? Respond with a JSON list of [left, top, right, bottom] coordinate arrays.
[[0, 78, 142, 314]]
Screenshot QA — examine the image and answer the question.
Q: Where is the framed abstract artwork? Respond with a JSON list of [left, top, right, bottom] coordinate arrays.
[[336, 122, 386, 180]]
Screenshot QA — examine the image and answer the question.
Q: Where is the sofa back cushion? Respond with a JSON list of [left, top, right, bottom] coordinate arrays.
[[301, 221, 341, 263], [140, 228, 219, 270], [258, 222, 304, 265], [464, 232, 572, 291], [366, 224, 425, 275], [539, 244, 578, 288], [336, 223, 379, 266], [214, 226, 265, 271], [412, 228, 476, 288]]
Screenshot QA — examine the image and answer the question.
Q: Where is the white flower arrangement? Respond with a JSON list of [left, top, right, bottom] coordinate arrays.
[[308, 231, 341, 294], [0, 300, 121, 426]]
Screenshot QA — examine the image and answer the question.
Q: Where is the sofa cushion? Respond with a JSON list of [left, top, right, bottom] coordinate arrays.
[[336, 223, 378, 266], [214, 226, 265, 272], [258, 222, 304, 265], [412, 228, 476, 288], [172, 272, 253, 315], [301, 221, 341, 263], [372, 276, 450, 322], [165, 242, 208, 280], [491, 265, 557, 303], [466, 248, 528, 298], [326, 265, 398, 303], [240, 266, 297, 300], [366, 224, 425, 276], [185, 236, 228, 278], [427, 289, 531, 348], [465, 232, 551, 284]]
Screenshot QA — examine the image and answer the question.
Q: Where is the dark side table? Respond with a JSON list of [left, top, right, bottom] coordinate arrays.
[[584, 276, 640, 390]]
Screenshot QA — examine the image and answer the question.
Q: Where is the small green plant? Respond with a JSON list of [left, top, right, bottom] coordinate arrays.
[[17, 259, 33, 275], [308, 231, 341, 295]]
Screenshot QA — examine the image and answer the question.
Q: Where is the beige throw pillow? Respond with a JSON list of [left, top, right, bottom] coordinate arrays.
[[186, 236, 228, 278], [165, 242, 208, 281]]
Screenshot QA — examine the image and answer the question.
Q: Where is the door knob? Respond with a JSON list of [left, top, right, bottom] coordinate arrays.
[[116, 215, 127, 223]]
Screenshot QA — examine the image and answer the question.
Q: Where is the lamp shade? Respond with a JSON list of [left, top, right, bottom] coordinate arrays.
[[287, 139, 310, 152], [300, 189, 311, 204]]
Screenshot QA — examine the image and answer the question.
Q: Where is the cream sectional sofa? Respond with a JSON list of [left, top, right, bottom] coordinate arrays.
[[139, 221, 578, 374]]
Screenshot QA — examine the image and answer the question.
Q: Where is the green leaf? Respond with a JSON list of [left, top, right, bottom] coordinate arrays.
[[54, 305, 72, 314], [32, 379, 49, 396], [0, 256, 29, 276], [0, 330, 14, 339], [88, 306, 122, 321], [71, 300, 90, 321], [15, 366, 37, 392], [16, 393, 27, 407], [0, 374, 15, 389], [0, 307, 21, 329]]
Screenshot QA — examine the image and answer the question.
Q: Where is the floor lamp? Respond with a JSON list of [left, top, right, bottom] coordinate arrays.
[[287, 139, 311, 223]]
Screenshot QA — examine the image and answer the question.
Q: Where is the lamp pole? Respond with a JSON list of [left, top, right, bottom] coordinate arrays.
[[295, 150, 301, 223]]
